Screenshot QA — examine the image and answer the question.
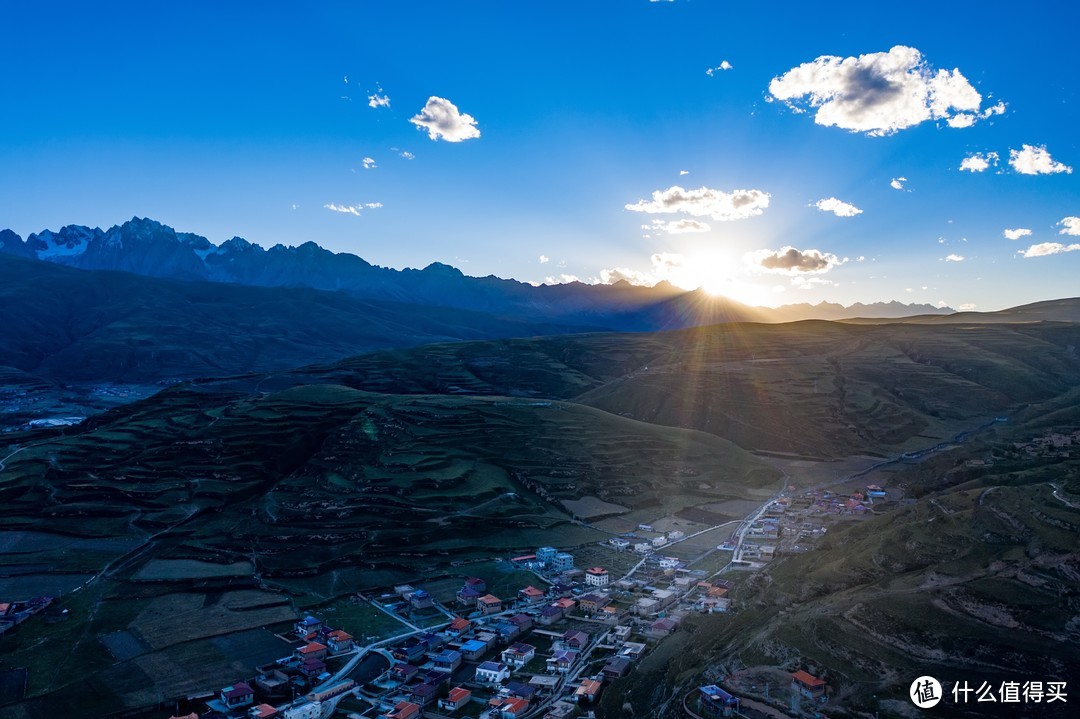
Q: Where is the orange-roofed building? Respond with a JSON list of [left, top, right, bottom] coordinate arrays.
[[792, 670, 827, 699]]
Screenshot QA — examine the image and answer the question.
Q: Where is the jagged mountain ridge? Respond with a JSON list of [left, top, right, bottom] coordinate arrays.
[[0, 217, 954, 324]]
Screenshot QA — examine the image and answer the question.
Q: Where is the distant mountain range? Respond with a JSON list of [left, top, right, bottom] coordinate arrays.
[[1, 217, 954, 325]]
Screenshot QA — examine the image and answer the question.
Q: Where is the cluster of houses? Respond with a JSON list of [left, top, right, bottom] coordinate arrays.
[[698, 670, 826, 718], [606, 526, 685, 556], [160, 532, 727, 719], [1011, 428, 1080, 458], [168, 615, 360, 719], [369, 572, 674, 719], [0, 596, 56, 637]]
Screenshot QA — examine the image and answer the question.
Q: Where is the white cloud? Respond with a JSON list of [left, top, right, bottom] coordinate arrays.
[[643, 218, 711, 234], [599, 267, 654, 285], [814, 197, 863, 217], [594, 253, 687, 288], [409, 96, 480, 142], [1009, 144, 1073, 175], [291, 204, 298, 210], [959, 303, 977, 311], [362, 157, 377, 170], [324, 203, 362, 216], [1020, 242, 1080, 258], [400, 150, 415, 160], [544, 274, 582, 284], [747, 246, 844, 275], [768, 46, 990, 136], [945, 254, 965, 262], [679, 170, 689, 175], [367, 89, 391, 109], [1058, 217, 1080, 236], [947, 113, 976, 128], [890, 177, 907, 190], [1003, 228, 1031, 240], [706, 61, 733, 76], [625, 185, 770, 221], [960, 151, 998, 173], [343, 75, 348, 85], [324, 202, 381, 216], [539, 255, 550, 264], [981, 101, 1006, 118]]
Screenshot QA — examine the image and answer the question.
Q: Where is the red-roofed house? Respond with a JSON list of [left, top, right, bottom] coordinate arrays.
[[382, 700, 421, 719], [584, 567, 609, 587], [446, 616, 472, 637], [518, 586, 546, 605], [575, 678, 602, 704], [296, 642, 328, 661], [326, 629, 354, 654], [478, 594, 503, 614], [490, 696, 530, 717], [248, 704, 279, 719], [792, 670, 827, 699], [439, 686, 472, 713], [220, 681, 254, 709]]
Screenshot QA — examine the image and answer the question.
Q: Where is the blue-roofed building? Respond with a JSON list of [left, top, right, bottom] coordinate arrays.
[[410, 589, 434, 609], [699, 685, 739, 717], [433, 649, 462, 673], [552, 553, 574, 572], [294, 615, 322, 637], [460, 638, 488, 661]]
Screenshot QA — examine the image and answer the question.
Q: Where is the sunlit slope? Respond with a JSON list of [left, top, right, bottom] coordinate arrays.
[[603, 393, 1080, 717], [210, 321, 1080, 458]]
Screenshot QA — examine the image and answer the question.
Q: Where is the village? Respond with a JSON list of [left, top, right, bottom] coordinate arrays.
[[148, 476, 894, 719]]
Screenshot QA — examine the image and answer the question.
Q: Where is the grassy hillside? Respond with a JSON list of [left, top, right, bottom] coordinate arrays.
[[603, 395, 1080, 719], [198, 320, 1080, 458], [0, 382, 777, 716]]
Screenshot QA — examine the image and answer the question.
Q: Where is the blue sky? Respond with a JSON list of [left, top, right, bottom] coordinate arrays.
[[2, 1, 1078, 310]]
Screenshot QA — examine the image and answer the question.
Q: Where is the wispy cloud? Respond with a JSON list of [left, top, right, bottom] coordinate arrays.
[[1009, 145, 1073, 175], [768, 45, 992, 136], [361, 157, 377, 170], [814, 197, 862, 217], [625, 185, 770, 221], [960, 151, 998, 173], [1059, 217, 1080, 237], [642, 218, 711, 234], [706, 61, 733, 76], [410, 96, 481, 142], [748, 246, 844, 275], [1020, 242, 1080, 258], [944, 254, 965, 262], [539, 255, 549, 264], [790, 275, 836, 290], [959, 303, 977, 311], [324, 202, 382, 216], [1003, 228, 1031, 240], [890, 177, 907, 191]]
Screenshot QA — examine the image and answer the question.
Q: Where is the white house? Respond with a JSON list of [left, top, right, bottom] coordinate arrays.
[[584, 567, 609, 587], [475, 661, 511, 685]]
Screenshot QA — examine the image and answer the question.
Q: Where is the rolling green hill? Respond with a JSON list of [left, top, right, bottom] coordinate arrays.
[[197, 320, 1080, 458], [3, 318, 1080, 718]]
